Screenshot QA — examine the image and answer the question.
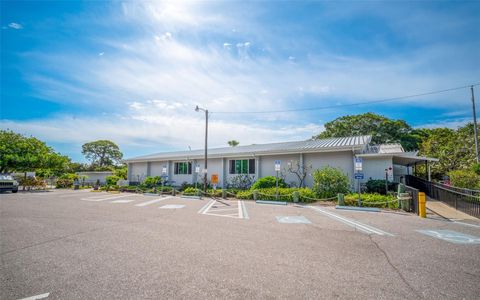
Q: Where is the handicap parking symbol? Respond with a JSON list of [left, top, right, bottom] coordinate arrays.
[[416, 229, 480, 245]]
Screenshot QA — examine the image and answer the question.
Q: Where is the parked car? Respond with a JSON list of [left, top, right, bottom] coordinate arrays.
[[0, 174, 19, 193]]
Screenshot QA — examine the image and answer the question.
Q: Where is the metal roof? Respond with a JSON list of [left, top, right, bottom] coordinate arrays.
[[363, 143, 405, 154], [124, 135, 372, 162]]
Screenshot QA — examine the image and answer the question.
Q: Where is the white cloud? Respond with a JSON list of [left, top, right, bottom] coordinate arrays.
[[11, 1, 478, 157], [98, 52, 104, 56], [8, 22, 23, 29], [0, 113, 324, 156]]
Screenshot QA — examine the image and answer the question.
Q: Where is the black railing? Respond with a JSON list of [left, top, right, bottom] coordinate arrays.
[[404, 185, 419, 215], [406, 175, 480, 218]]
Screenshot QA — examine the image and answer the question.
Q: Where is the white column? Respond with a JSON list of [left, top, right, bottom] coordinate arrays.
[[256, 156, 261, 179]]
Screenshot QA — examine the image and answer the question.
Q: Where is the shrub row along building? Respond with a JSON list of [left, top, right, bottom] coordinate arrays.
[[124, 135, 437, 188]]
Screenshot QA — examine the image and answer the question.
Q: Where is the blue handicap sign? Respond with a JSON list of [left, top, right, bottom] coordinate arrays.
[[416, 229, 480, 244], [354, 173, 364, 179]]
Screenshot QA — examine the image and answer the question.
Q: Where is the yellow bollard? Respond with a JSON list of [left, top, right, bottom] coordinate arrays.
[[418, 192, 426, 218]]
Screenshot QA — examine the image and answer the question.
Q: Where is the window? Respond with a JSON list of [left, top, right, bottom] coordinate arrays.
[[229, 159, 255, 174], [174, 162, 192, 175]]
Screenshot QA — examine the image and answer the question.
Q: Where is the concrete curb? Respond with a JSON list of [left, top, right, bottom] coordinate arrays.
[[256, 200, 287, 206], [335, 205, 381, 212]]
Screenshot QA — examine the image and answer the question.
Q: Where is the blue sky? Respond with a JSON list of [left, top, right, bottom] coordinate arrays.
[[1, 1, 479, 162]]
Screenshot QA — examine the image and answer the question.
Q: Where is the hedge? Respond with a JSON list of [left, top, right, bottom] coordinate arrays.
[[237, 187, 318, 202], [344, 193, 398, 209]]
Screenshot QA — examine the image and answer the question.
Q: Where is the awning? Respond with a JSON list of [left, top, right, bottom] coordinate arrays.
[[392, 155, 438, 166], [357, 153, 438, 166]]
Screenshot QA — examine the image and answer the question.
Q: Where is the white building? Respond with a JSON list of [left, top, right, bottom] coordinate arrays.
[[124, 135, 437, 188]]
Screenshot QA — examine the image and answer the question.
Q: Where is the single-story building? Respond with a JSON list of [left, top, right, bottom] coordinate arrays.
[[76, 171, 113, 185], [123, 135, 438, 188]]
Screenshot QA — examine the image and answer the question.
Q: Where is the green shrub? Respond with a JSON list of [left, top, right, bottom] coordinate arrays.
[[105, 175, 121, 186], [448, 169, 480, 189], [20, 177, 46, 190], [113, 167, 128, 179], [179, 182, 195, 191], [241, 187, 317, 202], [183, 187, 200, 195], [237, 190, 254, 200], [227, 174, 254, 189], [56, 178, 73, 188], [472, 163, 480, 176], [250, 176, 287, 190], [59, 173, 80, 180], [344, 193, 398, 209], [312, 166, 350, 198], [365, 179, 396, 195], [143, 176, 162, 188]]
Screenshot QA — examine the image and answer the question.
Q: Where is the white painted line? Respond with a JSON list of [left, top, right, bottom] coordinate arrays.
[[198, 200, 216, 214], [135, 197, 170, 207], [208, 208, 238, 212], [308, 206, 394, 236], [81, 194, 135, 202], [453, 221, 480, 229], [18, 292, 50, 300], [111, 199, 135, 203], [238, 200, 243, 219], [241, 201, 249, 219], [58, 192, 91, 198], [159, 204, 185, 209], [204, 212, 240, 218]]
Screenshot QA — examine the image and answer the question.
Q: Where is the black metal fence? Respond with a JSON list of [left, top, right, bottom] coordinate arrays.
[[406, 175, 480, 218], [404, 185, 419, 215]]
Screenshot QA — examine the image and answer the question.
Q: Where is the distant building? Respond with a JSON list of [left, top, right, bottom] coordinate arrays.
[[76, 171, 113, 185], [123, 135, 437, 187]]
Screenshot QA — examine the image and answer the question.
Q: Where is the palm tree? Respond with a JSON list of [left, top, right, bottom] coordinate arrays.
[[228, 140, 239, 147]]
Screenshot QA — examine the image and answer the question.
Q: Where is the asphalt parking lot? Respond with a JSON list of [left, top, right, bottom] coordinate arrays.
[[1, 190, 480, 300]]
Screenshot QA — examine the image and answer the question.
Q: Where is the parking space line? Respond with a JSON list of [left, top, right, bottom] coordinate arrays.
[[135, 197, 171, 207], [452, 221, 480, 229], [241, 201, 249, 219], [81, 194, 135, 202], [308, 206, 394, 236], [58, 192, 91, 198], [208, 207, 238, 212], [111, 199, 135, 203], [18, 292, 50, 300], [238, 201, 243, 219], [198, 200, 216, 214], [203, 212, 240, 218]]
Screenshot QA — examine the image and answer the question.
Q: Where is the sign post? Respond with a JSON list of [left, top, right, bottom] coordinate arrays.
[[195, 165, 200, 191], [275, 160, 281, 201], [161, 166, 167, 194], [354, 157, 363, 206]]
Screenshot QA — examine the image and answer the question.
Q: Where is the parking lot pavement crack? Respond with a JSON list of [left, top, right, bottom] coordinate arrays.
[[368, 235, 424, 299]]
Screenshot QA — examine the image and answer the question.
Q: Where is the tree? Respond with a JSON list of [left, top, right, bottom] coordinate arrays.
[[81, 140, 123, 168], [0, 130, 70, 174], [228, 140, 239, 147], [312, 166, 350, 198], [285, 160, 312, 188], [417, 123, 477, 179], [313, 112, 417, 150]]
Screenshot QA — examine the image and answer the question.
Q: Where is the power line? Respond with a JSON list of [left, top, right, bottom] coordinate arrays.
[[211, 83, 480, 115]]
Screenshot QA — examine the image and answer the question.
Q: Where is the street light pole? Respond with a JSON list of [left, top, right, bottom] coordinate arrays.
[[471, 86, 479, 163], [195, 105, 209, 192]]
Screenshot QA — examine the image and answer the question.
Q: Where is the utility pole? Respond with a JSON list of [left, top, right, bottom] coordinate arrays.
[[472, 86, 479, 163], [195, 106, 209, 192]]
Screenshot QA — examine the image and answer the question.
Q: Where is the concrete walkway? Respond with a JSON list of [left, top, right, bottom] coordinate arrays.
[[426, 197, 478, 221]]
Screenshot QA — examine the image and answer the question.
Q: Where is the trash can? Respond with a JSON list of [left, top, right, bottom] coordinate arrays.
[[337, 193, 345, 206]]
